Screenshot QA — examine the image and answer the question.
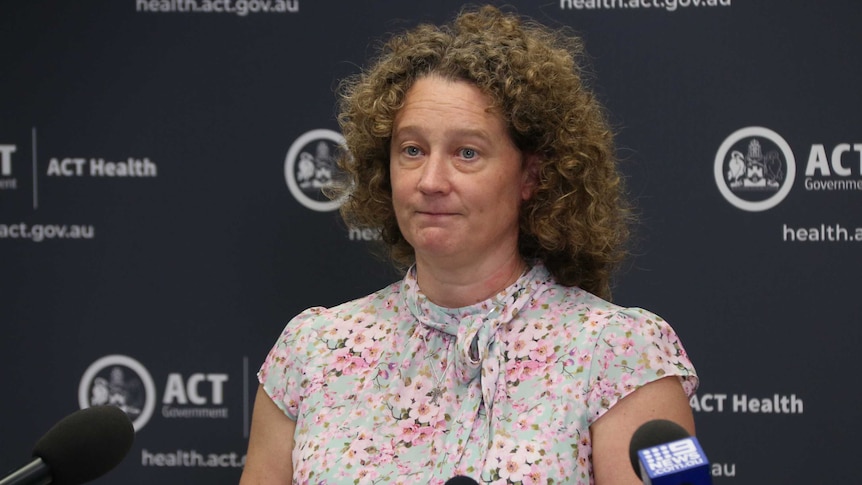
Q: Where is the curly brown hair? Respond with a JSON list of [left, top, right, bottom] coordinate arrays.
[[333, 5, 631, 300]]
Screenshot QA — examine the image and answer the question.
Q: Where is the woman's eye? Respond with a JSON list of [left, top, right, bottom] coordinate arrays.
[[460, 148, 477, 159], [404, 146, 421, 157]]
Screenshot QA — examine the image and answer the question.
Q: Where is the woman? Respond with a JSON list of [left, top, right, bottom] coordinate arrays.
[[241, 6, 698, 484]]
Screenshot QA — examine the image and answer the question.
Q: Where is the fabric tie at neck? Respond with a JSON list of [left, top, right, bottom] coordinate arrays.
[[403, 263, 551, 406]]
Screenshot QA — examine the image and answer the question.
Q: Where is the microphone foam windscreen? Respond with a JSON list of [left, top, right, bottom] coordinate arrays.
[[32, 405, 135, 485], [444, 476, 480, 485], [628, 419, 691, 479]]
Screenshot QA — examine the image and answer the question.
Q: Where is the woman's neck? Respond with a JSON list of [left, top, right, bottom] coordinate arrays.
[[413, 252, 527, 308]]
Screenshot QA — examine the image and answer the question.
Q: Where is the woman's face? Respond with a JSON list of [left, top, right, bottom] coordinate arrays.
[[390, 75, 535, 271]]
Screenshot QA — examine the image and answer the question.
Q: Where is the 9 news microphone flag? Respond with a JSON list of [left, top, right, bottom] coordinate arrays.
[[629, 419, 711, 485]]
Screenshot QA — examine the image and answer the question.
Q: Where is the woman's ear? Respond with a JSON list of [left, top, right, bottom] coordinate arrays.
[[521, 153, 540, 200]]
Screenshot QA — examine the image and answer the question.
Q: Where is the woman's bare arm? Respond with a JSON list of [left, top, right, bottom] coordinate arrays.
[[590, 376, 695, 485], [239, 385, 296, 485]]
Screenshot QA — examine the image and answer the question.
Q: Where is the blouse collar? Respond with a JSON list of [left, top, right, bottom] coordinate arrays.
[[401, 262, 550, 335]]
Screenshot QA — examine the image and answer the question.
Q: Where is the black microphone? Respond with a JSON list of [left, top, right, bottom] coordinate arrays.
[[628, 419, 711, 485], [444, 476, 479, 485], [0, 405, 135, 485]]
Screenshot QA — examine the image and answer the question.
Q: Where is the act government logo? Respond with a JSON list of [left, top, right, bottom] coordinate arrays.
[[714, 127, 796, 212], [284, 129, 348, 212], [79, 354, 156, 432]]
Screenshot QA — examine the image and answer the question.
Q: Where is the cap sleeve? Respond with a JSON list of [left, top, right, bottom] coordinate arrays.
[[257, 307, 325, 420], [586, 307, 699, 424]]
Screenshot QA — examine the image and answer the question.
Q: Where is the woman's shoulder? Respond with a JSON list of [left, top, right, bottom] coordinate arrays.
[[532, 283, 626, 317], [531, 283, 670, 334], [284, 279, 404, 335]]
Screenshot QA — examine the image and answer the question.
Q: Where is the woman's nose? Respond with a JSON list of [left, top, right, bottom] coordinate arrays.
[[416, 152, 451, 194]]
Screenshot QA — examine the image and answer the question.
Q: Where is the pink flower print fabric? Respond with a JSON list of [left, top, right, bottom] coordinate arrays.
[[259, 263, 698, 484]]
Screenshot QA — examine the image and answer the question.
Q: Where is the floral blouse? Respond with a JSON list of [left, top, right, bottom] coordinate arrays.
[[259, 263, 698, 484]]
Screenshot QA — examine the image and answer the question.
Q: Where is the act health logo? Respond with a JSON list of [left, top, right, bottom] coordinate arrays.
[[79, 354, 156, 432], [714, 127, 795, 212], [284, 129, 348, 212]]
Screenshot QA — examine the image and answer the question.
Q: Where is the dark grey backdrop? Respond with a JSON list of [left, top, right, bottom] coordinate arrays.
[[2, 0, 860, 483]]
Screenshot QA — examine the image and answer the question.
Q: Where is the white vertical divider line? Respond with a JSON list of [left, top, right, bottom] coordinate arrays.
[[31, 127, 38, 210]]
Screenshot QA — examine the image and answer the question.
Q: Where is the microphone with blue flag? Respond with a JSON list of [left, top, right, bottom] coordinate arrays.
[[628, 419, 712, 485]]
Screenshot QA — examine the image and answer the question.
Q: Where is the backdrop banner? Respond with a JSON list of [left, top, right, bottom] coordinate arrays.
[[2, 1, 860, 483]]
